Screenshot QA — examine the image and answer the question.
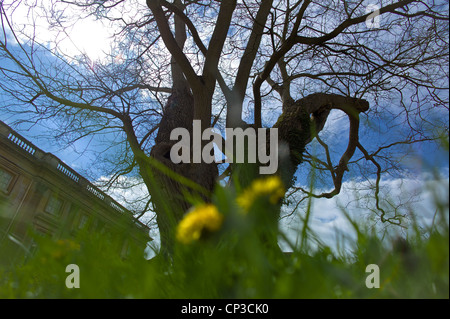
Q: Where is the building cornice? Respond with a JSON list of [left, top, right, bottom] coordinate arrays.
[[0, 120, 149, 234]]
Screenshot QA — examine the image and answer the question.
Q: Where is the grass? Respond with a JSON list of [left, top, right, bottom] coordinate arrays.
[[0, 173, 448, 299]]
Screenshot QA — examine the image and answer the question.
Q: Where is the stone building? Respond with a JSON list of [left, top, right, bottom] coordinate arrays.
[[0, 120, 150, 267]]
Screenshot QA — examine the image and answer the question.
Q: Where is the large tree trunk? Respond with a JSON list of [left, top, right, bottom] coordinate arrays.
[[143, 0, 218, 257], [148, 88, 218, 256]]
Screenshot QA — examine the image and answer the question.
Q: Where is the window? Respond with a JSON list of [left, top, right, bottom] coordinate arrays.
[[0, 167, 14, 193], [44, 194, 63, 216]]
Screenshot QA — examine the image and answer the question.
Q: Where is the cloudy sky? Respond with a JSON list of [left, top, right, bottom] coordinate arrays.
[[1, 0, 448, 257]]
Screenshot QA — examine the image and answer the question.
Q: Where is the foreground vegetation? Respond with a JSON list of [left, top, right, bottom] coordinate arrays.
[[0, 173, 448, 299]]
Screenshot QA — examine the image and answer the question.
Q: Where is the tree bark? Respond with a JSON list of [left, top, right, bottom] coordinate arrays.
[[145, 0, 220, 256], [149, 87, 218, 257], [275, 92, 369, 193]]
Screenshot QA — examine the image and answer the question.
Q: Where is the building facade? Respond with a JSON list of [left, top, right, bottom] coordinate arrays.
[[0, 120, 150, 267]]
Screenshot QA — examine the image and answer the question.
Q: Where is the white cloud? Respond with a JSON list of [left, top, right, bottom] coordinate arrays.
[[2, 0, 119, 61], [279, 169, 449, 254], [59, 18, 114, 61], [96, 175, 152, 217]]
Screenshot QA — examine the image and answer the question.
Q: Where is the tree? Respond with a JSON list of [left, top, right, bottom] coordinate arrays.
[[0, 0, 448, 256]]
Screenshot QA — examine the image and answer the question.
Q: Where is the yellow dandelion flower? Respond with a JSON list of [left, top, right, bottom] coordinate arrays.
[[176, 203, 224, 244], [236, 190, 255, 211], [237, 175, 285, 211]]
